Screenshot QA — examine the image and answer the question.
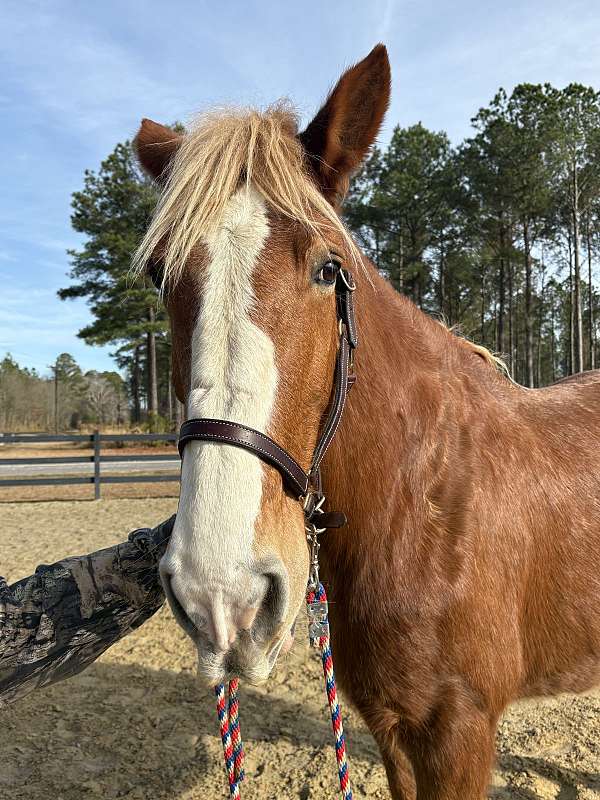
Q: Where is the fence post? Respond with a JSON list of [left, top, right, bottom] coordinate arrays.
[[93, 430, 101, 500]]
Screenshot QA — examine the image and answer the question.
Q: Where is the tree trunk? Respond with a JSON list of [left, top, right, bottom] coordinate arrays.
[[572, 167, 583, 373], [132, 345, 141, 424], [536, 257, 546, 386], [438, 235, 445, 316], [417, 259, 424, 309], [523, 221, 534, 388], [498, 222, 506, 355], [398, 229, 404, 292], [167, 375, 173, 426], [508, 251, 514, 375], [480, 266, 486, 345], [587, 218, 595, 370], [568, 230, 574, 375], [147, 307, 158, 423], [550, 298, 556, 383], [53, 361, 59, 434], [175, 397, 185, 429]]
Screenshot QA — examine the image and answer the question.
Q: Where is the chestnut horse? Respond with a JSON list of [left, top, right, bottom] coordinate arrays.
[[133, 45, 600, 798]]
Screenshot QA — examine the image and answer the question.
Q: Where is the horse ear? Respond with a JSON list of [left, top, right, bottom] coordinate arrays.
[[134, 118, 183, 181], [298, 44, 391, 206]]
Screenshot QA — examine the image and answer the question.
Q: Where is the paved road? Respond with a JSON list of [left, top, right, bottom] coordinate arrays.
[[0, 460, 180, 478]]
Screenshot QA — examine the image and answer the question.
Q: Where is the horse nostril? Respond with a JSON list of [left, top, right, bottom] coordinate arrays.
[[253, 566, 289, 641], [263, 571, 285, 618], [161, 570, 201, 640]]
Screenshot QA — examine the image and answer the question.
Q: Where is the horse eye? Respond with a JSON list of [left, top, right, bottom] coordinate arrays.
[[315, 259, 340, 286]]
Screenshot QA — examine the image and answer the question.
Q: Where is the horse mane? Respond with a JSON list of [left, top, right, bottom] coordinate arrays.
[[133, 103, 359, 286], [436, 319, 513, 380], [464, 340, 511, 376]]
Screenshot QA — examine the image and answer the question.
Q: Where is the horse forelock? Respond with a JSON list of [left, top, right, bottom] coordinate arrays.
[[132, 103, 360, 288]]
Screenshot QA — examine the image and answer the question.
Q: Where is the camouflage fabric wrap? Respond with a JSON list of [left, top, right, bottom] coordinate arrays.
[[0, 515, 174, 707]]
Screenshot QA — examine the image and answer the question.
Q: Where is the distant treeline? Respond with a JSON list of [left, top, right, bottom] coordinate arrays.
[[56, 82, 600, 402], [0, 353, 129, 432]]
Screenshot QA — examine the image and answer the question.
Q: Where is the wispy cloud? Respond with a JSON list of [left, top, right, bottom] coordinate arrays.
[[383, 0, 600, 141], [2, 5, 177, 138], [0, 286, 113, 374], [377, 0, 396, 42]]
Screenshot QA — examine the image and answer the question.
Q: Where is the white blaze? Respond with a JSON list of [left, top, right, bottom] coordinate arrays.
[[164, 186, 277, 651]]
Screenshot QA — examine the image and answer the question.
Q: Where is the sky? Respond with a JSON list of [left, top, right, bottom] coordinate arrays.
[[2, 0, 600, 376]]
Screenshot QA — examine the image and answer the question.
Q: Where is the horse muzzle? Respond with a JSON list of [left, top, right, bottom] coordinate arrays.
[[159, 553, 291, 684]]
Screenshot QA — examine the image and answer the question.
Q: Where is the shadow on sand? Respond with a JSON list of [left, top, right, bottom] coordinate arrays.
[[2, 659, 599, 799], [491, 753, 600, 799], [0, 659, 380, 799]]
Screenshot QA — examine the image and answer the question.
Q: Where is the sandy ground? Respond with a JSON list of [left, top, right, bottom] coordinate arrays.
[[1, 499, 599, 800]]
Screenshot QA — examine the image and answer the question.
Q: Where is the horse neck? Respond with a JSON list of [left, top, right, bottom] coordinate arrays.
[[323, 259, 490, 543]]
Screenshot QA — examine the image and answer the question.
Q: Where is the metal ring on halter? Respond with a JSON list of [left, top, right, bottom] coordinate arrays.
[[338, 269, 356, 292], [303, 492, 326, 514]]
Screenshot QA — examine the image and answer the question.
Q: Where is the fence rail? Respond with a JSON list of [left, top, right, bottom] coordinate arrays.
[[0, 431, 179, 499]]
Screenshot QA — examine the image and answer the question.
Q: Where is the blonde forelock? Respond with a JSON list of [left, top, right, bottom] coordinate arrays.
[[132, 103, 359, 287]]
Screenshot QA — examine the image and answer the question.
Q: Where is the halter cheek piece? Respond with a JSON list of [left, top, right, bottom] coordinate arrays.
[[178, 268, 358, 590]]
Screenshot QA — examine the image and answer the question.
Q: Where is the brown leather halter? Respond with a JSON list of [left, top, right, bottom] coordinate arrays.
[[177, 268, 358, 587]]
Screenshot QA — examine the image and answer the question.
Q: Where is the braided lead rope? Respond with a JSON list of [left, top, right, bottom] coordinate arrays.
[[307, 582, 353, 800], [214, 584, 351, 800], [228, 678, 245, 782], [215, 680, 244, 798]]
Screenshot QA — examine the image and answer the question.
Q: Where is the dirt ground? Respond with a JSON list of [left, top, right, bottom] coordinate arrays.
[[1, 499, 599, 800]]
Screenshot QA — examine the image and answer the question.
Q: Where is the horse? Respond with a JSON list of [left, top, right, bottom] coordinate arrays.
[[132, 45, 600, 799]]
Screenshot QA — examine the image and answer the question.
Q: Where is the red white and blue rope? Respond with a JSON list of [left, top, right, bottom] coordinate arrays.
[[214, 582, 352, 799], [306, 582, 353, 799], [215, 679, 244, 798], [227, 678, 245, 783]]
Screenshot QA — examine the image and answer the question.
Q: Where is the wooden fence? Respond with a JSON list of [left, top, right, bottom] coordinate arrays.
[[0, 431, 179, 499]]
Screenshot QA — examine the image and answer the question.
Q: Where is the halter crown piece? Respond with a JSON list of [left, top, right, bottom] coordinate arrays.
[[178, 268, 357, 799]]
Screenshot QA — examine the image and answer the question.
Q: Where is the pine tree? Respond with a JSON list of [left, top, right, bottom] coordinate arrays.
[[59, 141, 169, 426]]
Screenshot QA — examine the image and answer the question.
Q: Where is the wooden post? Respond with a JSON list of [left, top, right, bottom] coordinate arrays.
[[93, 430, 101, 500]]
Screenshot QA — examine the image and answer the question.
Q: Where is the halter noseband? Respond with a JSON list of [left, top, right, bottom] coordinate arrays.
[[177, 268, 358, 586]]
